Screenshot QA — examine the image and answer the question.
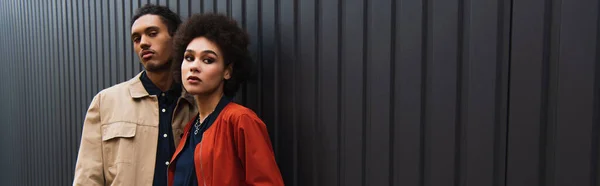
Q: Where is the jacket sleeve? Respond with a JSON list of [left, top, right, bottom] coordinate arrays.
[[73, 93, 105, 186], [235, 114, 284, 186]]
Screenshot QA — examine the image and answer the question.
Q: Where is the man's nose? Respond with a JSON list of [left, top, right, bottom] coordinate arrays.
[[140, 36, 150, 50]]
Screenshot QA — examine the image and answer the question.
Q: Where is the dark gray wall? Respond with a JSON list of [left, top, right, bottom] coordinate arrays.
[[0, 0, 597, 186], [507, 0, 600, 186]]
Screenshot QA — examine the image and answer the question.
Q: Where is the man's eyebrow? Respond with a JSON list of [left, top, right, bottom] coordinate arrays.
[[145, 26, 160, 32]]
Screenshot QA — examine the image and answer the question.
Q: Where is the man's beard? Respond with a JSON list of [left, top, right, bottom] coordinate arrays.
[[145, 59, 172, 72]]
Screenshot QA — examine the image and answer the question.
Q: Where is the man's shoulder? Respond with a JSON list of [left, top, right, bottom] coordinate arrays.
[[94, 76, 140, 99]]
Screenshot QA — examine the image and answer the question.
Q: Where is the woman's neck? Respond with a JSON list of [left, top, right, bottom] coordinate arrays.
[[194, 90, 224, 123]]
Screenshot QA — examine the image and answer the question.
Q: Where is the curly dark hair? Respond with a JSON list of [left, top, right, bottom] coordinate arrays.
[[131, 4, 181, 36], [172, 13, 253, 97]]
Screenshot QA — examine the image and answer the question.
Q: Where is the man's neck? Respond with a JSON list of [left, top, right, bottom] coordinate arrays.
[[145, 70, 173, 92]]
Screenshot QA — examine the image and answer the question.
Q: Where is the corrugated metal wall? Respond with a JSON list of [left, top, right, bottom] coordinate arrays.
[[507, 0, 600, 185], [0, 0, 597, 186]]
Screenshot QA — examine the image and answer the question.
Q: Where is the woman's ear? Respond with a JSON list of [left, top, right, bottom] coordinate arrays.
[[224, 63, 233, 80]]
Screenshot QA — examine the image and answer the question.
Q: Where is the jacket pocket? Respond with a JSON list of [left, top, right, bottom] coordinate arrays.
[[102, 122, 136, 141], [102, 122, 137, 166]]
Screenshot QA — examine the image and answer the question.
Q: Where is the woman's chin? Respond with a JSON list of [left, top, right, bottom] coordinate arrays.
[[184, 88, 204, 95]]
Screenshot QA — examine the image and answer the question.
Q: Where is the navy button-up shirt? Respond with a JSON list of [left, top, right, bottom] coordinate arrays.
[[140, 71, 182, 186], [173, 96, 231, 186]]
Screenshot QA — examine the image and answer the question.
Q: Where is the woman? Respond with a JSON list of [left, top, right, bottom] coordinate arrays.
[[167, 13, 284, 186]]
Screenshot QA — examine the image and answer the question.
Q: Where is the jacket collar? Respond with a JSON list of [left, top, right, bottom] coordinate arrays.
[[128, 72, 148, 98], [128, 71, 196, 104]]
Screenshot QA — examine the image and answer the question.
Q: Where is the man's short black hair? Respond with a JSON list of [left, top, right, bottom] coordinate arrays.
[[131, 4, 181, 36], [172, 13, 253, 97]]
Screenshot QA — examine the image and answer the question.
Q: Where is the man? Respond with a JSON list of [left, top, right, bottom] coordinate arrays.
[[73, 4, 196, 186]]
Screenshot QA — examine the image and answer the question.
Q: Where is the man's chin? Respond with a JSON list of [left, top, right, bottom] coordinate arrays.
[[143, 61, 171, 72]]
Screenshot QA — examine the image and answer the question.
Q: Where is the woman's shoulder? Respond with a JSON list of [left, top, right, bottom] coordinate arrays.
[[219, 102, 263, 126], [221, 102, 259, 119]]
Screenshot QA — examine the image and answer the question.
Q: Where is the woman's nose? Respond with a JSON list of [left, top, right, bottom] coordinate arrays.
[[189, 61, 200, 73]]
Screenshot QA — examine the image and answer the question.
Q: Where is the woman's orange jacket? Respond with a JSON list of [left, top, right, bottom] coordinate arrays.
[[168, 102, 284, 186]]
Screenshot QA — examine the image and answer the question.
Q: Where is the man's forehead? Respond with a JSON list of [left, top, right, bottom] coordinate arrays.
[[131, 14, 165, 33]]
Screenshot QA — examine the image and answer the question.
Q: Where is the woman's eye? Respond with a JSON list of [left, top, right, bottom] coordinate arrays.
[[203, 58, 215, 64], [184, 55, 194, 62]]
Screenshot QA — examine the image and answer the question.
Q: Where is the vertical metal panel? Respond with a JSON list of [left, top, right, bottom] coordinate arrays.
[[23, 0, 30, 184], [68, 0, 75, 182], [125, 0, 134, 79], [243, 0, 260, 111], [63, 0, 70, 183], [426, 0, 460, 185], [25, 0, 32, 184], [43, 1, 57, 183], [341, 0, 366, 185], [1, 0, 6, 183], [92, 0, 100, 93], [168, 0, 178, 12], [20, 0, 27, 183], [78, 0, 85, 176], [26, 0, 33, 185], [116, 0, 125, 83], [70, 0, 78, 178], [217, 0, 228, 14], [43, 1, 48, 183], [259, 0, 277, 166], [594, 2, 600, 185], [77, 0, 85, 143], [40, 0, 47, 184], [18, 0, 25, 184], [40, 0, 47, 182], [1, 3, 9, 185], [108, 0, 116, 85], [495, 0, 512, 185], [50, 0, 58, 184], [275, 0, 298, 184], [317, 0, 340, 185], [16, 0, 22, 183], [233, 0, 246, 105], [8, 1, 13, 184], [83, 0, 90, 124], [133, 0, 142, 74], [366, 0, 393, 185], [553, 0, 598, 185], [298, 0, 318, 185], [0, 1, 4, 183], [2, 3, 6, 184], [462, 0, 509, 185], [179, 0, 189, 19], [190, 0, 201, 15], [507, 0, 600, 185], [4, 1, 10, 184], [46, 0, 54, 182], [0, 0, 598, 185], [101, 0, 109, 88], [203, 0, 214, 13], [394, 0, 425, 184]]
